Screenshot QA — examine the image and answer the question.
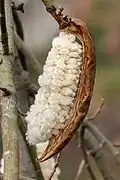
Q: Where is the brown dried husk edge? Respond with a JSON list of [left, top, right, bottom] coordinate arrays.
[[38, 18, 96, 162]]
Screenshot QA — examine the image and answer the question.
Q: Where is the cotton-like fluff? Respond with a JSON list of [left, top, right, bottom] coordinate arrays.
[[26, 31, 83, 144], [36, 142, 61, 180]]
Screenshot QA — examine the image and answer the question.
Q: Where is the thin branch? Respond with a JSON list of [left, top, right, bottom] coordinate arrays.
[[78, 97, 120, 180], [12, 7, 28, 71], [0, 0, 9, 54], [86, 98, 104, 121], [74, 150, 99, 180], [18, 115, 44, 180], [41, 0, 56, 7], [76, 127, 81, 148], [48, 153, 61, 180], [80, 125, 97, 180], [76, 98, 104, 148], [83, 128, 120, 180], [41, 0, 70, 28], [13, 30, 42, 74], [83, 120, 120, 166], [74, 159, 85, 180]]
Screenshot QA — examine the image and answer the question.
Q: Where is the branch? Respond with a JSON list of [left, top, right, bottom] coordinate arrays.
[[41, 0, 70, 28], [0, 0, 19, 179], [13, 30, 42, 74], [48, 153, 60, 180], [74, 159, 85, 180], [86, 98, 104, 121], [74, 152, 104, 180], [83, 120, 120, 166], [18, 115, 44, 180], [0, 0, 9, 54], [76, 98, 104, 148], [12, 6, 28, 71], [80, 125, 97, 180], [81, 122, 120, 180]]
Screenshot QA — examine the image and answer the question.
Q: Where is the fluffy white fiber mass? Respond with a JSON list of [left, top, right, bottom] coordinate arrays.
[[36, 142, 61, 180], [26, 31, 83, 145]]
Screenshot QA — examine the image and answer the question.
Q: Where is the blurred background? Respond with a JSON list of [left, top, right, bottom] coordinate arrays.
[[19, 0, 120, 179]]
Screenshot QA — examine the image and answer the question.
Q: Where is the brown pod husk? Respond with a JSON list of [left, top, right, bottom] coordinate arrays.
[[38, 18, 96, 162]]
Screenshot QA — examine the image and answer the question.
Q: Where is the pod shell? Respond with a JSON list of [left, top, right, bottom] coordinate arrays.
[[38, 18, 96, 162]]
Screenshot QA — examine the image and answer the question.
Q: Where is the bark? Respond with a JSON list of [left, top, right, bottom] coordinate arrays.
[[0, 0, 43, 179], [0, 0, 19, 179]]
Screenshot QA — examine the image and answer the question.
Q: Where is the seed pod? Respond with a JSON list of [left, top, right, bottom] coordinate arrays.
[[37, 18, 96, 162], [26, 31, 83, 144]]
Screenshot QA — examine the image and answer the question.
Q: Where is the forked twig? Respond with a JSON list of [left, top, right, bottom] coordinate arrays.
[[82, 124, 120, 180], [83, 120, 120, 166], [74, 149, 101, 180]]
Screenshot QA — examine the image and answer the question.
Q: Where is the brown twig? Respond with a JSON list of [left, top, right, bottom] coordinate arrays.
[[41, 0, 70, 29], [48, 153, 61, 180]]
